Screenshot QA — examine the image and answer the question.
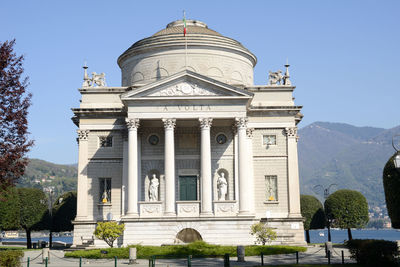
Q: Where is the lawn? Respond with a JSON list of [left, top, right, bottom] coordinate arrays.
[[64, 241, 307, 259]]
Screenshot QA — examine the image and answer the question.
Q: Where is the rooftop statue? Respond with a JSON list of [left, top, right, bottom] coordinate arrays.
[[82, 64, 107, 87]]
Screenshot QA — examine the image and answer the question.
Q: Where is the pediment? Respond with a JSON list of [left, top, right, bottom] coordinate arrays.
[[121, 70, 253, 100]]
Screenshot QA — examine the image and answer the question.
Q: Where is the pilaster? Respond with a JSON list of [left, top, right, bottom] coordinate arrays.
[[285, 127, 301, 217], [76, 130, 89, 220]]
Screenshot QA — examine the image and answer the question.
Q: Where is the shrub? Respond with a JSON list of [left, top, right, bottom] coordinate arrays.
[[250, 222, 277, 245], [0, 250, 23, 267], [93, 221, 125, 248], [346, 239, 399, 266]]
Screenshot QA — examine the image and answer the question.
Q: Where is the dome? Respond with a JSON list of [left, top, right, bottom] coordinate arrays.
[[118, 20, 257, 87]]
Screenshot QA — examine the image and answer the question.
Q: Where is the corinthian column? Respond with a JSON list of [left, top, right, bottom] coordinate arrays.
[[285, 127, 301, 217], [199, 118, 213, 215], [76, 130, 89, 220], [236, 117, 251, 215], [163, 118, 176, 215], [246, 128, 255, 213], [126, 118, 140, 217]]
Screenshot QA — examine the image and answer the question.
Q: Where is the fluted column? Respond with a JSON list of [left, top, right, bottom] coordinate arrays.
[[126, 118, 140, 217], [199, 118, 213, 215], [246, 128, 255, 213], [236, 117, 251, 215], [76, 130, 89, 220], [286, 127, 301, 217], [163, 118, 176, 215]]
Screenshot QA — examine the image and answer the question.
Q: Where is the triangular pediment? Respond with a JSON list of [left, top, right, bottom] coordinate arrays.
[[121, 70, 253, 100]]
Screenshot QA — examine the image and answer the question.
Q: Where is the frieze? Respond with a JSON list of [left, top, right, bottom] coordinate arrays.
[[162, 105, 211, 112], [150, 82, 220, 97]]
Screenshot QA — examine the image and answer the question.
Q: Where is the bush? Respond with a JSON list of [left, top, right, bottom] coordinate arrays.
[[0, 250, 24, 267], [250, 222, 277, 245], [93, 221, 125, 248], [346, 239, 399, 266]]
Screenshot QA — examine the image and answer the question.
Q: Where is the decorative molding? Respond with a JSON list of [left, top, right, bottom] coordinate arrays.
[[235, 117, 248, 129], [77, 130, 90, 141], [285, 127, 298, 138], [149, 82, 220, 97], [139, 202, 163, 218], [162, 118, 176, 129], [214, 201, 237, 216], [246, 128, 254, 138], [177, 202, 200, 217], [125, 118, 140, 130], [199, 118, 213, 129]]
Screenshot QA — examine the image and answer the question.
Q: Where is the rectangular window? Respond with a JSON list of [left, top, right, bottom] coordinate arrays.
[[99, 178, 111, 203], [265, 175, 278, 201], [99, 136, 113, 147], [179, 176, 198, 201], [263, 135, 276, 146]]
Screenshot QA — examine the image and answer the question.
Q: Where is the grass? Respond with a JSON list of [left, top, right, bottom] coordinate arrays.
[[64, 241, 307, 259], [245, 265, 361, 267]]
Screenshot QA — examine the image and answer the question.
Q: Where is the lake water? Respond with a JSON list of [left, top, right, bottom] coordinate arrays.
[[308, 229, 400, 243], [2, 229, 400, 245]]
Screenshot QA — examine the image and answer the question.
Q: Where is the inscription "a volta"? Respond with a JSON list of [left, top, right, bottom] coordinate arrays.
[[163, 105, 212, 111]]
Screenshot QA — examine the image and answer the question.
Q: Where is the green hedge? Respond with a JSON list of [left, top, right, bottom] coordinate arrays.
[[346, 239, 399, 267], [0, 250, 24, 267], [64, 241, 306, 259]]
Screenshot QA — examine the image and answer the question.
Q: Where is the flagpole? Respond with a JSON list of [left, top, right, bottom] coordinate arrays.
[[183, 10, 187, 70]]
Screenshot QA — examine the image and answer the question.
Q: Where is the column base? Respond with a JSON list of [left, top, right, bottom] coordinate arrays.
[[200, 212, 214, 217], [124, 212, 139, 218]]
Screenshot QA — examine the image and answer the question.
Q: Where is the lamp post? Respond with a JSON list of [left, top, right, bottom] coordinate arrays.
[[43, 186, 55, 249], [392, 135, 400, 169], [313, 184, 337, 242]]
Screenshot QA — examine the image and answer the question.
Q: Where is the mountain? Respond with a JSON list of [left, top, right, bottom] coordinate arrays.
[[298, 121, 396, 208], [17, 159, 77, 196]]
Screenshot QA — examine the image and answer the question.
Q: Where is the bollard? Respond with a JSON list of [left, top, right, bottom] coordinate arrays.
[[325, 241, 332, 258], [42, 248, 50, 264], [296, 251, 299, 264], [148, 258, 152, 267], [187, 255, 192, 267], [45, 257, 48, 267], [27, 257, 30, 267], [224, 253, 230, 267], [129, 247, 137, 264], [115, 256, 118, 267], [341, 250, 344, 264], [328, 250, 331, 265], [152, 256, 156, 267], [261, 252, 264, 266], [79, 257, 82, 267], [237, 245, 245, 262]]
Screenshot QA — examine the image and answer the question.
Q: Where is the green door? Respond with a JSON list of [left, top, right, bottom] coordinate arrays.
[[179, 176, 197, 201]]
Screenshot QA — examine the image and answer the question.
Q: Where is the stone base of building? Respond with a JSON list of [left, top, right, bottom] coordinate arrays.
[[72, 217, 306, 247]]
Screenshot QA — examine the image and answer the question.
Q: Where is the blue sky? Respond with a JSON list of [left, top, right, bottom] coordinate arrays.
[[1, 0, 399, 164]]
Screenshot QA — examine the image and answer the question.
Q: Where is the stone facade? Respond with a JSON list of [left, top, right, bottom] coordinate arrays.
[[72, 20, 305, 247]]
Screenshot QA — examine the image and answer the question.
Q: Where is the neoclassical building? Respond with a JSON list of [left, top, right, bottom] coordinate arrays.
[[72, 20, 305, 247]]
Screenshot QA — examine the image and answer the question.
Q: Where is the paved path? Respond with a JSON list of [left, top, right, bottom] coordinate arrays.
[[21, 246, 355, 266]]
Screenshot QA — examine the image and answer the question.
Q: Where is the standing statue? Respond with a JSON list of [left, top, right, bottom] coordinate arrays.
[[149, 174, 159, 201], [217, 172, 228, 201], [268, 70, 283, 85], [92, 72, 107, 87]]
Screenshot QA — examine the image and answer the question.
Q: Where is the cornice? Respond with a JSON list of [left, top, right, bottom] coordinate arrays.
[[78, 87, 129, 93]]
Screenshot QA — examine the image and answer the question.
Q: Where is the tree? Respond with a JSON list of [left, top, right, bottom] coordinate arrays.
[[0, 40, 33, 193], [324, 189, 369, 240], [93, 221, 125, 248], [300, 195, 326, 243], [0, 187, 19, 230], [250, 222, 277, 245], [52, 191, 77, 232], [17, 188, 48, 248], [383, 153, 400, 228]]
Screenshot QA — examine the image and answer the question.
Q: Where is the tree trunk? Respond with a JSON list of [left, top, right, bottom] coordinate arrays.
[[347, 228, 352, 240], [305, 230, 310, 243], [26, 229, 32, 249]]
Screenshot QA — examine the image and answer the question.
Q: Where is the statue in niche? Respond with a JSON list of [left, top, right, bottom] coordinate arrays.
[[217, 172, 228, 201], [149, 174, 159, 201]]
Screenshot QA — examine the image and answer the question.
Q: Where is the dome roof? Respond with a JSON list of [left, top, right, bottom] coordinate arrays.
[[118, 20, 256, 67], [152, 20, 222, 37]]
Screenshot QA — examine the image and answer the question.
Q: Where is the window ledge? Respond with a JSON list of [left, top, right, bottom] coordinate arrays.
[[97, 203, 112, 206], [263, 201, 279, 204]]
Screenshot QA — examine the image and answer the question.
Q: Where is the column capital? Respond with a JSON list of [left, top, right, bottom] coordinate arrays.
[[199, 118, 213, 129], [126, 118, 140, 130], [246, 128, 255, 138], [235, 117, 248, 129], [285, 127, 298, 138], [77, 130, 89, 141], [162, 118, 176, 129]]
